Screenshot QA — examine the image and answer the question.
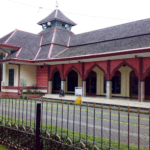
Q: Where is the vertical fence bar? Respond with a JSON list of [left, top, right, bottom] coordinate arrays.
[[36, 102, 41, 150], [101, 104, 103, 149], [34, 98, 37, 132], [61, 100, 64, 148], [137, 108, 140, 150], [5, 97, 6, 124], [26, 98, 28, 129], [148, 108, 150, 150], [46, 100, 48, 132], [2, 97, 4, 122], [73, 101, 75, 149], [30, 98, 32, 128], [22, 97, 24, 127], [11, 98, 13, 124], [127, 106, 130, 150], [51, 100, 53, 134], [67, 101, 69, 138], [41, 99, 44, 134], [118, 106, 121, 150], [8, 98, 10, 123], [109, 105, 112, 149], [79, 102, 82, 141], [93, 103, 96, 146], [86, 103, 88, 148], [56, 100, 59, 135]]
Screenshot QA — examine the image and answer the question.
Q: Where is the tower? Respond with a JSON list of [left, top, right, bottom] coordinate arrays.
[[37, 9, 76, 31]]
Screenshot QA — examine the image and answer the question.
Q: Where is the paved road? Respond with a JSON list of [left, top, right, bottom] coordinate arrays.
[[0, 99, 149, 149]]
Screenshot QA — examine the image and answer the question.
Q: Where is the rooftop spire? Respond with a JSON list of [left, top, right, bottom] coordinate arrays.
[[56, 1, 58, 9]]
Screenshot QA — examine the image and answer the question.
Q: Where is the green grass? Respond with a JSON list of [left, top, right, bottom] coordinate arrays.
[[0, 116, 149, 150], [0, 145, 8, 150]]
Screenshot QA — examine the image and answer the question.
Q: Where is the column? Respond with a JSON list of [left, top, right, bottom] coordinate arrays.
[[82, 80, 86, 97], [106, 80, 112, 99], [141, 81, 145, 102], [61, 80, 66, 93], [48, 80, 52, 94], [2, 63, 6, 86]]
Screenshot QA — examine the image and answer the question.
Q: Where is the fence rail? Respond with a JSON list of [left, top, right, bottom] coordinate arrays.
[[0, 97, 149, 150]]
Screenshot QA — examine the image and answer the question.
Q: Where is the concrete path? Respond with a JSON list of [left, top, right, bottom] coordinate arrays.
[[43, 94, 150, 109]]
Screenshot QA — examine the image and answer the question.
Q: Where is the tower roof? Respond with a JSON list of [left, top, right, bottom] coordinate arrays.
[[37, 9, 76, 26]]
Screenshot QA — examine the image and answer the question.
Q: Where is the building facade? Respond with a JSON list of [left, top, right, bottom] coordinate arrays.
[[0, 9, 150, 101]]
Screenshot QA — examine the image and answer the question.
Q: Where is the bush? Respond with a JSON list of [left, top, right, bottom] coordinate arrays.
[[23, 89, 32, 94]]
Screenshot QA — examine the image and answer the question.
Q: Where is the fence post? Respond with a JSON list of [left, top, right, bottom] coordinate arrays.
[[36, 102, 41, 150]]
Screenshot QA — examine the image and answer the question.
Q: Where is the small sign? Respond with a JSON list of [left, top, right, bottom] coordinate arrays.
[[75, 87, 82, 96]]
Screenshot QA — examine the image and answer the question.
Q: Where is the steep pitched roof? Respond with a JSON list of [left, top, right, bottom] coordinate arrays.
[[69, 18, 150, 47], [56, 34, 150, 58], [37, 9, 76, 26], [0, 30, 15, 44], [36, 27, 73, 59], [6, 30, 41, 60]]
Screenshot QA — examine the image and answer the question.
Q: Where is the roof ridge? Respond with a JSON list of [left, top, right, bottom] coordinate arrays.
[[34, 36, 43, 60], [47, 28, 57, 58], [4, 29, 18, 44], [58, 9, 76, 25], [17, 29, 40, 36], [52, 48, 68, 58]]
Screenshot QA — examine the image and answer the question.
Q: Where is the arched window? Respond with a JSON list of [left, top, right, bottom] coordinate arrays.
[[53, 71, 61, 91], [112, 71, 121, 94], [68, 70, 78, 92]]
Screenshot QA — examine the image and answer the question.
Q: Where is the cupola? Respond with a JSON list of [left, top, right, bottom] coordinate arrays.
[[37, 9, 76, 31]]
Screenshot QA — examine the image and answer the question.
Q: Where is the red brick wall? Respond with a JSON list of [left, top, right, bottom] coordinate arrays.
[[64, 63, 82, 79], [50, 64, 63, 80], [143, 57, 150, 73], [36, 66, 48, 86]]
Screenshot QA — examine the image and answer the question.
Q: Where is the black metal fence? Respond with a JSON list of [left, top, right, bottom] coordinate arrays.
[[0, 97, 149, 150]]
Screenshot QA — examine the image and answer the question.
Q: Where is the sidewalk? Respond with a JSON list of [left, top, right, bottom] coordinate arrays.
[[43, 94, 150, 109]]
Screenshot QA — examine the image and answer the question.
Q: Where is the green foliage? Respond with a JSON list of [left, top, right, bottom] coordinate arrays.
[[23, 90, 44, 95]]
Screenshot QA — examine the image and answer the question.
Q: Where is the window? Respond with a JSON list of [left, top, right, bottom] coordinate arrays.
[[112, 71, 121, 94], [9, 69, 14, 86]]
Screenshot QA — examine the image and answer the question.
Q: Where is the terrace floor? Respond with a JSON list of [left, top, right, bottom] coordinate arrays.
[[43, 94, 150, 109]]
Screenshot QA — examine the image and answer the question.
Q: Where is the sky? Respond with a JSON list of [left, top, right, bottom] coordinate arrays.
[[1, 0, 150, 38]]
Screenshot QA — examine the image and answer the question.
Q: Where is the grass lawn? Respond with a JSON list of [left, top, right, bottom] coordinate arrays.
[[0, 145, 8, 150]]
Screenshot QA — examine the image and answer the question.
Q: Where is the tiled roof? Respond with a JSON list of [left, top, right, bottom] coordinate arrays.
[[6, 30, 41, 60], [37, 9, 76, 26], [56, 34, 150, 58], [0, 31, 15, 44], [69, 18, 150, 46], [2, 14, 150, 61]]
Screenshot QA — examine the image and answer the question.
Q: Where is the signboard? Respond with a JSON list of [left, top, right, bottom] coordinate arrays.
[[75, 87, 82, 96]]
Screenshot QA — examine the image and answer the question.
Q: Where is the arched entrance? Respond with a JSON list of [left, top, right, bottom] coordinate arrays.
[[145, 72, 150, 99], [130, 71, 138, 99], [52, 71, 61, 92], [86, 70, 96, 95], [68, 70, 78, 92], [112, 71, 121, 94]]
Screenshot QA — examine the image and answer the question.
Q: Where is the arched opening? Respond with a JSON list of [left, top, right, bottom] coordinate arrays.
[[130, 70, 138, 99], [52, 71, 61, 93], [86, 70, 96, 95], [67, 70, 78, 92], [112, 71, 121, 94], [145, 72, 150, 99]]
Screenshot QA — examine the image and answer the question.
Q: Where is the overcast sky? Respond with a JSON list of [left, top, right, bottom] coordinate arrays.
[[1, 0, 150, 38]]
